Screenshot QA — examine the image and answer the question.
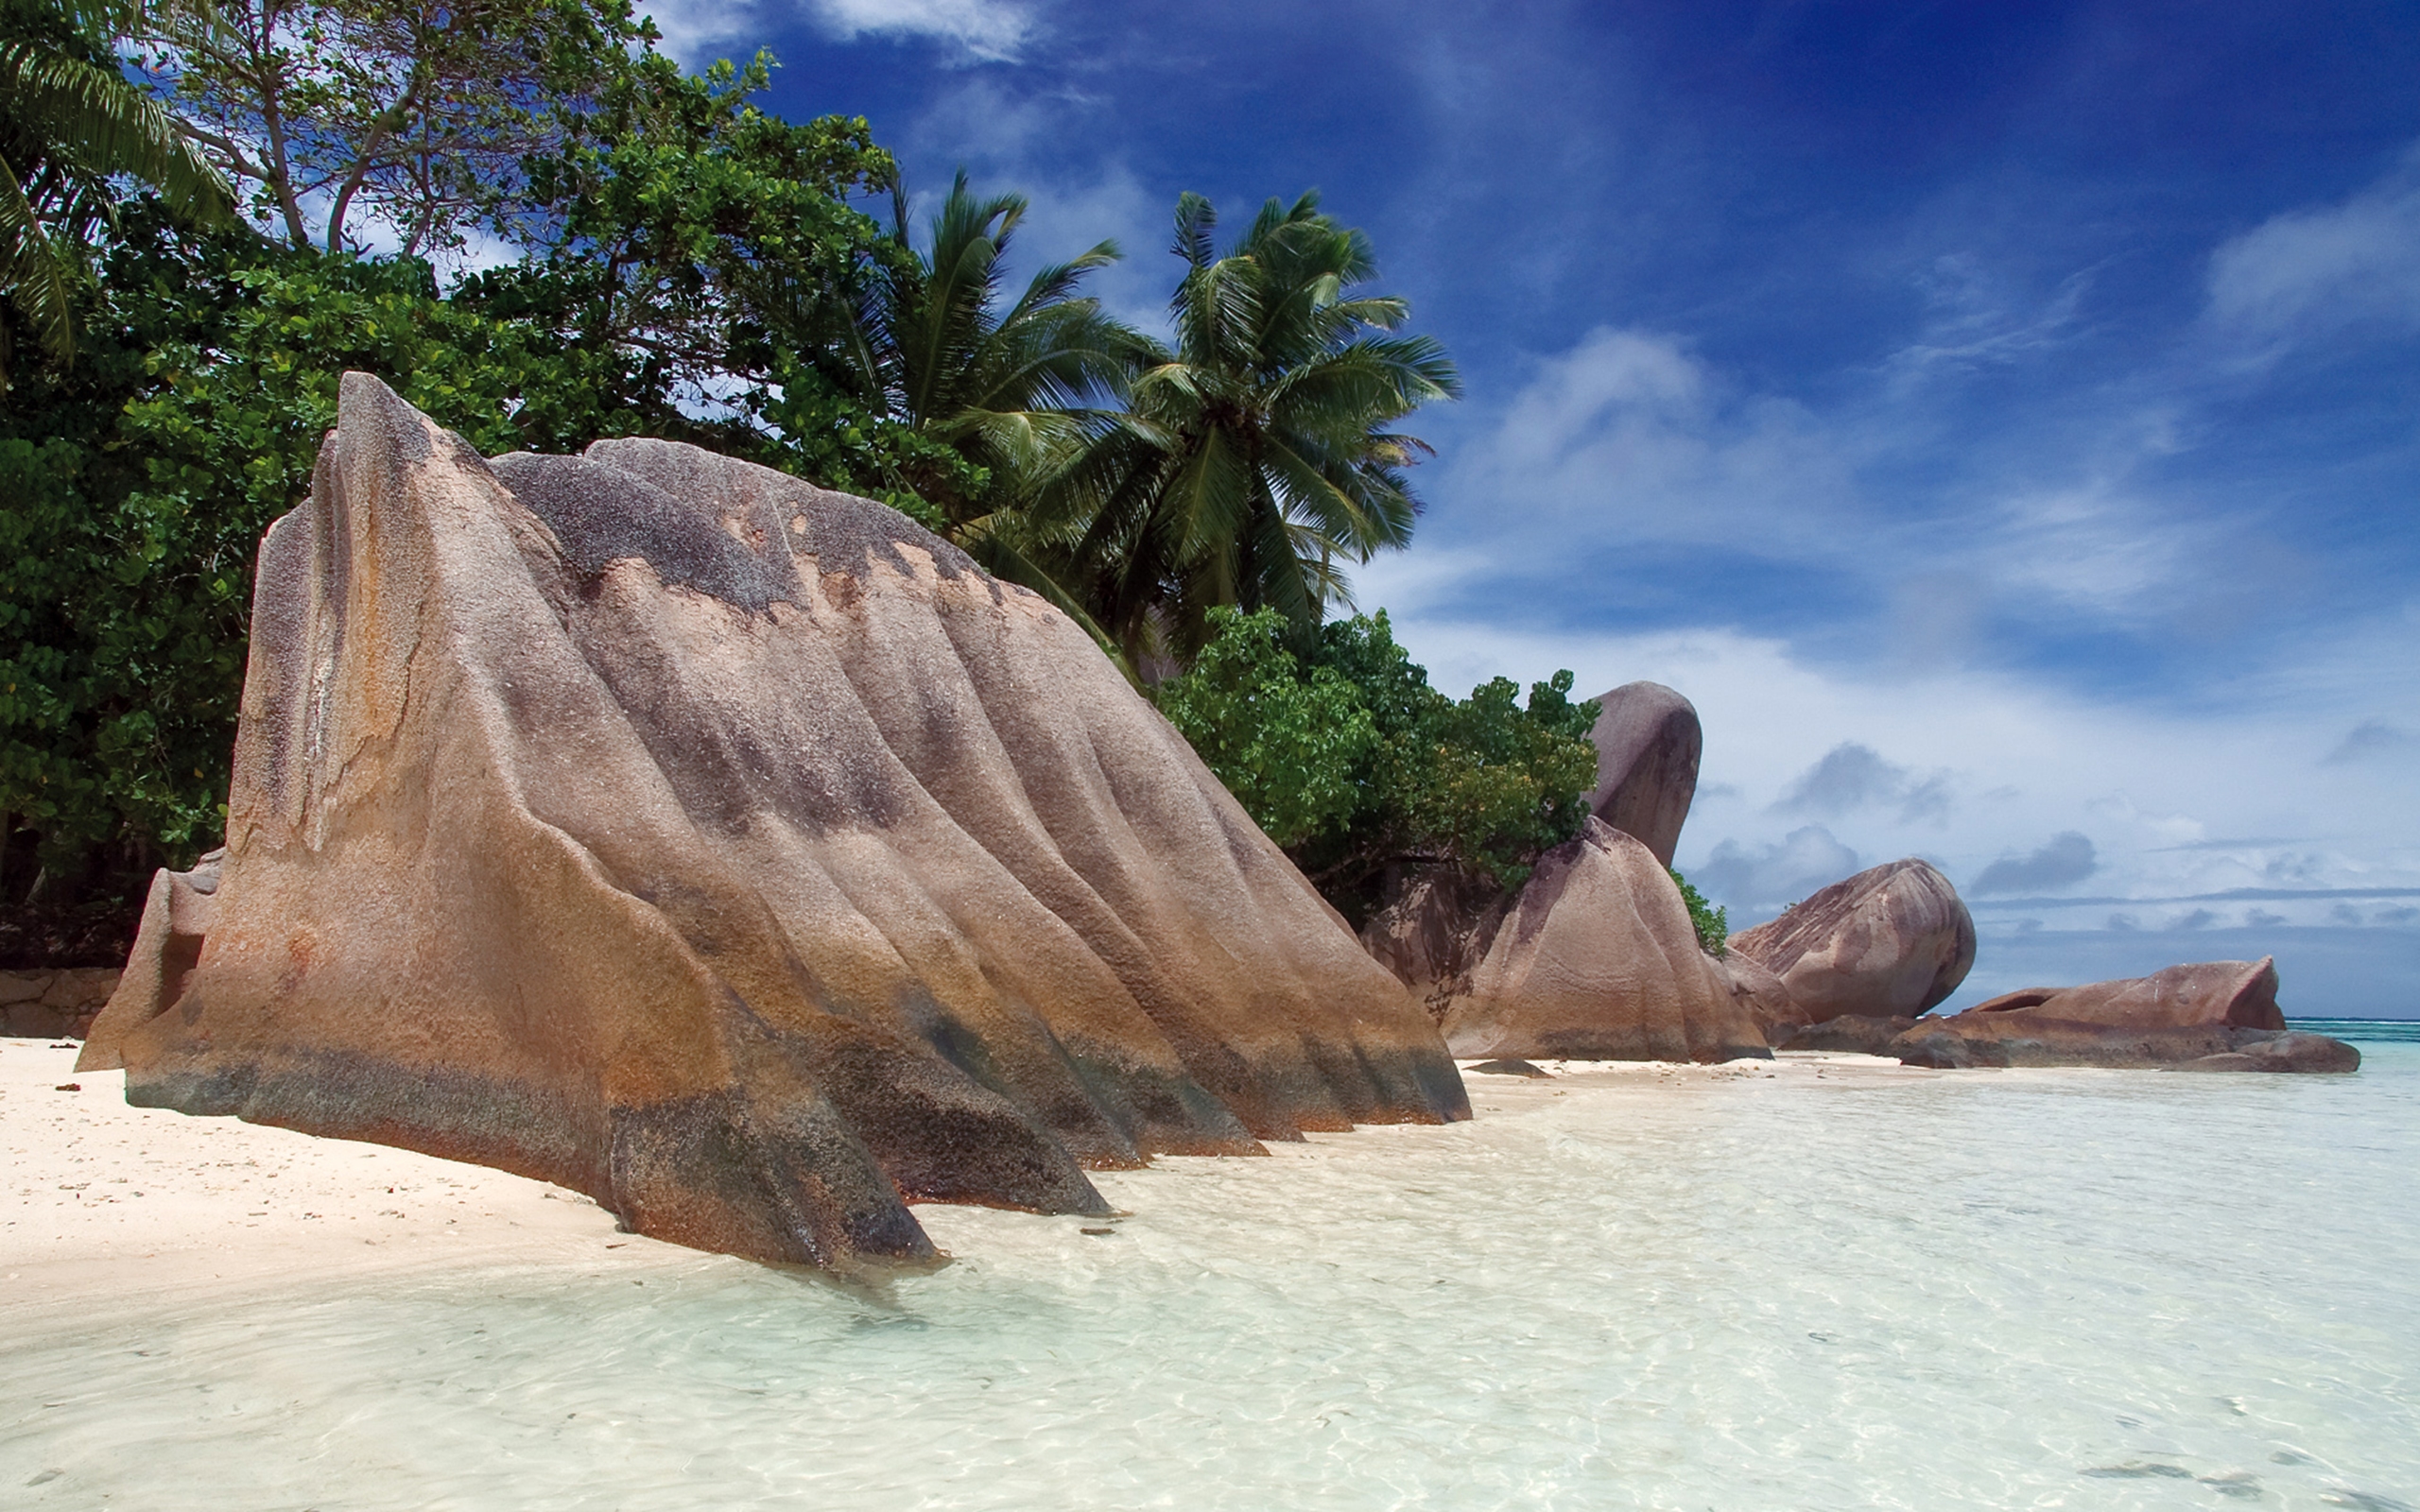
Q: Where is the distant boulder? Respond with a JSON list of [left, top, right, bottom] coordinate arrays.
[[1886, 957, 2357, 1073], [1957, 958, 2284, 1031], [1375, 818, 1768, 1062], [1584, 681, 1702, 868], [1728, 859, 1976, 1022]]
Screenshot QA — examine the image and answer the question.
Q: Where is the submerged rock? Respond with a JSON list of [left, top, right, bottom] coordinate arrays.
[[1424, 819, 1769, 1062], [81, 374, 1466, 1274], [1886, 959, 2358, 1072], [1728, 859, 1976, 1023], [1584, 681, 1702, 868]]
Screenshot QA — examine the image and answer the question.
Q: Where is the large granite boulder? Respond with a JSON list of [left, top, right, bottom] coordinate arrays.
[[1727, 858, 1976, 1022], [1888, 958, 2358, 1072], [1584, 681, 1701, 868], [80, 374, 1467, 1275], [1363, 818, 1767, 1062]]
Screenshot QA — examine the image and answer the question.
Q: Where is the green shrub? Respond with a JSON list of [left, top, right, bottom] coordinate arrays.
[[1669, 868, 1729, 957]]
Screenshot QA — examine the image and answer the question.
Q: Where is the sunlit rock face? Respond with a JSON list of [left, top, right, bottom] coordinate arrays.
[[1366, 820, 1768, 1062], [1889, 957, 2358, 1072], [1727, 858, 1977, 1024], [1584, 682, 1701, 868], [80, 373, 1467, 1274]]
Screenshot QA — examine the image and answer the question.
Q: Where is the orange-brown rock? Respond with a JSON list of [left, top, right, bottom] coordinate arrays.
[[1886, 957, 2356, 1072], [1374, 819, 1767, 1061], [1957, 957, 2286, 1031], [1584, 681, 1701, 867], [79, 374, 1467, 1275], [1727, 858, 1975, 1022]]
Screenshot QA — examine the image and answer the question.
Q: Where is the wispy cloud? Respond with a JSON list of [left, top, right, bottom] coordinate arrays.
[[2205, 142, 2420, 351], [1775, 743, 1952, 825], [1970, 832, 2099, 896], [1695, 826, 1863, 913], [643, 0, 1035, 63], [2326, 719, 2414, 765]]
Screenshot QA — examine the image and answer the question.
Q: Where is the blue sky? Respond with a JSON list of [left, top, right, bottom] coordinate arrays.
[[649, 0, 2420, 1014]]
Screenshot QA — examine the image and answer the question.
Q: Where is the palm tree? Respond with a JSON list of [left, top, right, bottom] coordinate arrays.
[[0, 0, 229, 385], [1051, 190, 1460, 668], [818, 174, 1151, 531]]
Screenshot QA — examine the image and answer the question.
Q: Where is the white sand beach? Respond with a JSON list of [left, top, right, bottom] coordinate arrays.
[[0, 1038, 688, 1313]]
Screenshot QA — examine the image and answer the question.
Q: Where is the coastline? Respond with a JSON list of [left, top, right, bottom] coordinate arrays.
[[2, 1039, 1964, 1314], [0, 1039, 687, 1315]]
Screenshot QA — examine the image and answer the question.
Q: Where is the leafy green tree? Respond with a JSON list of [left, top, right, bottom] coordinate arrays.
[[1668, 869, 1727, 956], [1058, 191, 1458, 666], [131, 0, 627, 253], [1156, 608, 1598, 924], [1150, 608, 1373, 848], [459, 46, 916, 495], [0, 41, 916, 953], [1, 0, 227, 381]]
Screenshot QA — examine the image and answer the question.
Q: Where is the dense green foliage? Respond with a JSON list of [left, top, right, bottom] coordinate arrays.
[[0, 0, 1463, 960], [1669, 868, 1728, 957], [1155, 608, 1599, 921], [1, 17, 919, 946]]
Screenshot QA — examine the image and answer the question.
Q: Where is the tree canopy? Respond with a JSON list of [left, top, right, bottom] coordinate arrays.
[[1154, 608, 1600, 924], [0, 0, 1476, 961]]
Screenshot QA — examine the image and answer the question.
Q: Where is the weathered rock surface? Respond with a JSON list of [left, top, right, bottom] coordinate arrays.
[[1, 967, 123, 1039], [1377, 818, 1768, 1062], [1584, 681, 1701, 868], [1883, 957, 2356, 1072], [1357, 866, 1512, 1022], [1728, 859, 1976, 1022], [1715, 951, 1805, 1035], [80, 373, 1467, 1274], [1956, 958, 2286, 1032], [1773, 1015, 1918, 1056]]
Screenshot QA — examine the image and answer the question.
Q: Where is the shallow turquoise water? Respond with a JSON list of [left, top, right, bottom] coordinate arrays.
[[8, 1049, 2417, 1511]]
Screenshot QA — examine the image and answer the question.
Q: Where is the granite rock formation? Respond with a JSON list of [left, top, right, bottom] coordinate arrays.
[[1583, 681, 1702, 868], [1728, 859, 1976, 1023], [1363, 819, 1767, 1062], [1886, 958, 2358, 1072], [1714, 951, 1805, 1035], [1, 967, 123, 1039], [80, 373, 1468, 1274]]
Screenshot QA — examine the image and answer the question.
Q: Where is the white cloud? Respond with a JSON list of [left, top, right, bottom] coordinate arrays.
[[1457, 327, 1858, 558], [1416, 324, 2246, 641], [2205, 143, 2420, 346], [642, 0, 1034, 64], [1695, 826, 1862, 912], [637, 0, 759, 60], [812, 0, 1033, 60]]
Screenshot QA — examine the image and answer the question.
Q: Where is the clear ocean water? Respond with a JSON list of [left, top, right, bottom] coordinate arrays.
[[9, 1032, 2417, 1511]]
